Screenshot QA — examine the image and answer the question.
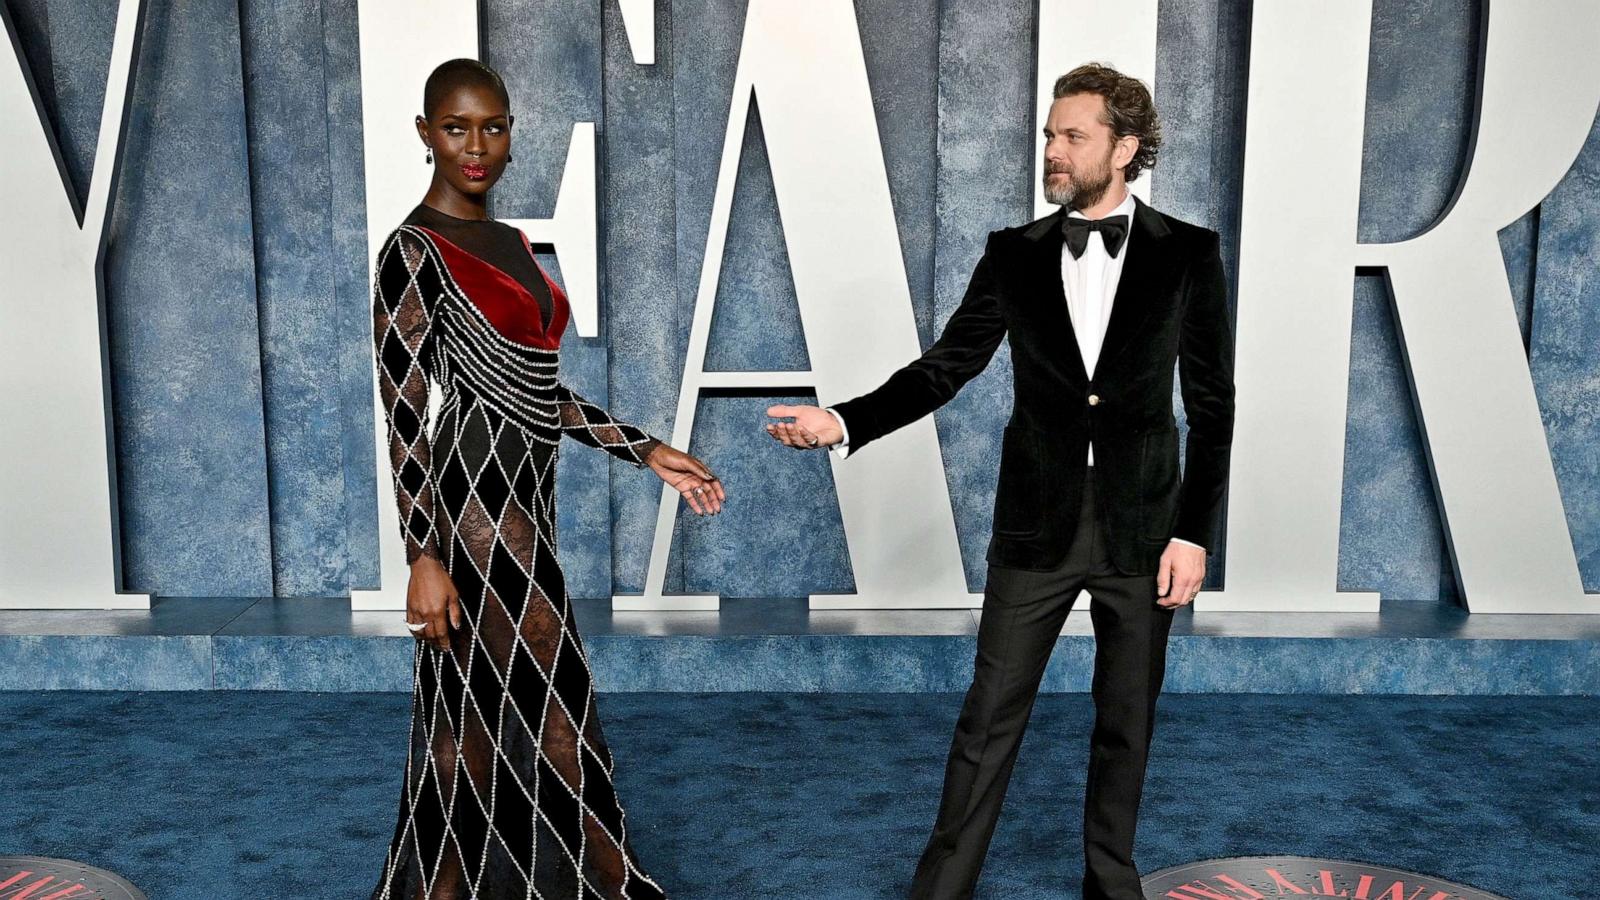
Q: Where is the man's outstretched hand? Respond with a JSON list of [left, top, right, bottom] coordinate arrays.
[[765, 404, 843, 450]]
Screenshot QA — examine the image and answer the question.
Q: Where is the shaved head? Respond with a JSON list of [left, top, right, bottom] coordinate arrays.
[[422, 58, 510, 120]]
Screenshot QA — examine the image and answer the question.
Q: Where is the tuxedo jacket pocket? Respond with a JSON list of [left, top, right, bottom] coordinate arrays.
[[993, 424, 1044, 539]]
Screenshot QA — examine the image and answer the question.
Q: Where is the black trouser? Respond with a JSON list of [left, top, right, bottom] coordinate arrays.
[[909, 466, 1176, 900]]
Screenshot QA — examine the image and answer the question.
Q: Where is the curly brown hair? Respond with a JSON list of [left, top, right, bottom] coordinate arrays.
[[1052, 63, 1162, 182]]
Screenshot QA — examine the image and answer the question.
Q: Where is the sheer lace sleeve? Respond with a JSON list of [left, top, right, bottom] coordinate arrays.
[[373, 228, 443, 564], [553, 382, 661, 467]]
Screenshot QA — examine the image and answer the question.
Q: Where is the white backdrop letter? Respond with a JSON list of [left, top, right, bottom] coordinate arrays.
[[1209, 1, 1600, 613], [0, 0, 150, 609]]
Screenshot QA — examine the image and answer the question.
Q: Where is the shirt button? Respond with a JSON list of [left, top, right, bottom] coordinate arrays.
[[1087, 394, 1101, 406]]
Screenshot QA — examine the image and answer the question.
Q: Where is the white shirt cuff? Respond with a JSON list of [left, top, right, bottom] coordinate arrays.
[[1170, 537, 1206, 552], [824, 408, 850, 459]]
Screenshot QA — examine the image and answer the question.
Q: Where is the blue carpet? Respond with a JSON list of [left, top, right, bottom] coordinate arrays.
[[0, 692, 1594, 898]]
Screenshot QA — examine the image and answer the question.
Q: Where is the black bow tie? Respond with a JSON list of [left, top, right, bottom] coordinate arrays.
[[1062, 214, 1129, 260]]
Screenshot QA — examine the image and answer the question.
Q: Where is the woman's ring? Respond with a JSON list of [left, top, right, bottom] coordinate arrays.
[[807, 436, 819, 448], [405, 620, 426, 633]]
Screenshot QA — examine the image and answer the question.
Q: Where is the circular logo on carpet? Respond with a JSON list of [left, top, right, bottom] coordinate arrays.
[[1142, 856, 1507, 900], [0, 857, 147, 900]]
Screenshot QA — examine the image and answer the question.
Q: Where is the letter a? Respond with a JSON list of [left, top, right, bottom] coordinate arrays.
[[617, 0, 979, 610]]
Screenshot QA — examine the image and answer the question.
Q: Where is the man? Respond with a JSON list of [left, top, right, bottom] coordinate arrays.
[[764, 63, 1235, 898]]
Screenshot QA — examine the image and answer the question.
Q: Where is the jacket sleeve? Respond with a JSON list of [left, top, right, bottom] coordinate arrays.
[[1172, 230, 1236, 550], [373, 228, 443, 564], [553, 382, 661, 468], [827, 231, 1008, 455]]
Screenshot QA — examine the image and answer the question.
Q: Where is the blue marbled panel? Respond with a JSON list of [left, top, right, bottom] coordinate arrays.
[[486, 0, 614, 597], [669, 0, 745, 338], [675, 395, 853, 597], [929, 0, 1035, 589], [1500, 214, 1538, 349], [1532, 110, 1600, 592], [485, 0, 602, 208], [211, 635, 414, 691], [1358, 0, 1480, 245], [0, 635, 212, 690], [323, 0, 380, 591], [1152, 0, 1223, 229], [549, 260, 619, 600], [1337, 278, 1444, 603], [102, 0, 274, 597], [1153, 0, 1251, 587], [1203, 0, 1252, 291], [1159, 636, 1600, 695], [10, 629, 1588, 694], [586, 635, 981, 693], [240, 0, 348, 597], [702, 101, 806, 374], [856, 0, 940, 334], [35, 0, 116, 210], [601, 0, 681, 595]]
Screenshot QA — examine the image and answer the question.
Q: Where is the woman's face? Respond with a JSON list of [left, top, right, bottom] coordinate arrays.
[[416, 82, 514, 196]]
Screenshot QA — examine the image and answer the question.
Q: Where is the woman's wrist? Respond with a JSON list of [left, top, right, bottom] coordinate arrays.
[[408, 548, 443, 568]]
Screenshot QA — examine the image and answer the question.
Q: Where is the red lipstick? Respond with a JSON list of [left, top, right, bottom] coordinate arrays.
[[461, 162, 488, 180]]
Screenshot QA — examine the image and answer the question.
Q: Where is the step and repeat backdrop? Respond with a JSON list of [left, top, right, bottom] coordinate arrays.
[[2, 0, 1597, 611]]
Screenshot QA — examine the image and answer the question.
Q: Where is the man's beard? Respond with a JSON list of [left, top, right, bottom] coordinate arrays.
[[1043, 150, 1114, 210]]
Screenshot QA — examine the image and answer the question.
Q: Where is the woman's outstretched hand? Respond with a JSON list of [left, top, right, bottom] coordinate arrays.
[[407, 554, 461, 652], [764, 404, 842, 450], [645, 444, 725, 515]]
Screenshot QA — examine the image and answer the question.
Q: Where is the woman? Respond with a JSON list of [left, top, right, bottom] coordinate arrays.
[[370, 58, 722, 899]]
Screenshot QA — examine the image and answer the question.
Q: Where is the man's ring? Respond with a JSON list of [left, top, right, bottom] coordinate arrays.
[[807, 436, 819, 447], [405, 620, 426, 633]]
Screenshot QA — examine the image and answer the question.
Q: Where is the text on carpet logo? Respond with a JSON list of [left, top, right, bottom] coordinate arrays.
[[1141, 856, 1509, 900]]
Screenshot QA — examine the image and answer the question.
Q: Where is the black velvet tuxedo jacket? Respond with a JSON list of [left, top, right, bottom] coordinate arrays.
[[831, 196, 1235, 576]]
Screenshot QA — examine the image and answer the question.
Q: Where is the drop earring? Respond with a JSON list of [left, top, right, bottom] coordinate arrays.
[[425, 148, 433, 164]]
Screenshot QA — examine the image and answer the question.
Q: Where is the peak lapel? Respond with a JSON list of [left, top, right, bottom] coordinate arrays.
[[1096, 197, 1171, 372], [1022, 209, 1090, 386]]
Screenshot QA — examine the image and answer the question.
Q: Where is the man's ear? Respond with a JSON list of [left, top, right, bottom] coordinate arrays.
[[1115, 135, 1140, 170]]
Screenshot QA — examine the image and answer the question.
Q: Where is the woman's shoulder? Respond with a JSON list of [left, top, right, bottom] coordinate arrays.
[[378, 221, 434, 255], [373, 224, 443, 291]]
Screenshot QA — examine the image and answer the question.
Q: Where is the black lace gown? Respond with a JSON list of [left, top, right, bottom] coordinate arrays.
[[370, 202, 666, 899]]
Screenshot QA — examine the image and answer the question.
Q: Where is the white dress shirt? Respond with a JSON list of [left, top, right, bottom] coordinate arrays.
[[1064, 188, 1137, 467], [823, 189, 1203, 551]]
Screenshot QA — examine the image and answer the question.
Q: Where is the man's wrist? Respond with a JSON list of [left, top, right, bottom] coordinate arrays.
[[1169, 537, 1206, 552], [824, 407, 851, 458]]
